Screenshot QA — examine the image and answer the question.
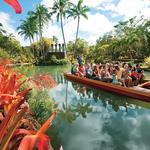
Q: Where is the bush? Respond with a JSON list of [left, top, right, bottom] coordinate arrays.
[[144, 56, 150, 68], [0, 47, 10, 58], [27, 88, 57, 124], [38, 55, 68, 65]]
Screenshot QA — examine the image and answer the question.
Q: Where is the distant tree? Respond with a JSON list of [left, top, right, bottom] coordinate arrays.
[[0, 23, 6, 35], [67, 0, 89, 54], [52, 35, 58, 43], [51, 0, 70, 49], [17, 17, 38, 44], [28, 4, 51, 40], [67, 38, 89, 56]]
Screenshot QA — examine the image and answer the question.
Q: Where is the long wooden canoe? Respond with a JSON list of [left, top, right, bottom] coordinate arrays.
[[64, 73, 150, 102]]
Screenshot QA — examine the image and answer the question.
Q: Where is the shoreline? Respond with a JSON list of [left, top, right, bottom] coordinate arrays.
[[6, 63, 33, 67]]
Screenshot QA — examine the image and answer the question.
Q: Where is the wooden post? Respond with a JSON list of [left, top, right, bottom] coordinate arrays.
[[55, 44, 57, 52], [51, 44, 54, 52], [59, 43, 61, 52]]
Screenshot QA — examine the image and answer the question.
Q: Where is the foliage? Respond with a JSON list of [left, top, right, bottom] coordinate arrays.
[[50, 55, 68, 65], [0, 63, 31, 149], [67, 38, 89, 56], [51, 0, 71, 49], [17, 16, 38, 44], [0, 32, 22, 56], [87, 16, 150, 62], [17, 112, 57, 150], [0, 61, 58, 149], [144, 56, 150, 68], [0, 47, 10, 58], [60, 101, 92, 123], [0, 22, 36, 64], [67, 0, 89, 55], [27, 89, 57, 124], [38, 55, 68, 65], [28, 4, 51, 39], [31, 37, 55, 58]]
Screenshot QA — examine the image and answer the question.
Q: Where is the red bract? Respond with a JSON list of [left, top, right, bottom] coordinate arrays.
[[0, 64, 58, 150], [0, 65, 30, 107], [3, 0, 22, 14], [17, 112, 57, 150]]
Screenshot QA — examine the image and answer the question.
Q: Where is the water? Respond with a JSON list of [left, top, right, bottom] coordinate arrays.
[[19, 65, 150, 150]]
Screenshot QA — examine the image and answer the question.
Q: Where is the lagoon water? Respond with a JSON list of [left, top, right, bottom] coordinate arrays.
[[19, 65, 150, 150]]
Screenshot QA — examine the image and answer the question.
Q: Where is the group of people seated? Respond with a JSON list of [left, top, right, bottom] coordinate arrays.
[[71, 61, 146, 87]]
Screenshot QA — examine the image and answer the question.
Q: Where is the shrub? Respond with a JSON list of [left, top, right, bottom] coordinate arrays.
[[50, 55, 68, 65], [0, 47, 10, 58], [144, 56, 150, 68], [38, 55, 68, 65], [27, 88, 57, 124], [0, 62, 58, 150]]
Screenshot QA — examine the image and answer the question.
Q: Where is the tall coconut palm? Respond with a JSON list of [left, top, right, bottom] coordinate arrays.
[[28, 4, 51, 40], [17, 17, 38, 44], [51, 0, 70, 49], [67, 0, 89, 54]]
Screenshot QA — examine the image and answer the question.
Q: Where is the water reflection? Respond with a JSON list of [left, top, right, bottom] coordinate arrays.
[[59, 81, 92, 123], [49, 74, 150, 150], [17, 66, 150, 150]]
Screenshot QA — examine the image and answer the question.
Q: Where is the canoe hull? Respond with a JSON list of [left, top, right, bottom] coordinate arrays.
[[64, 73, 150, 102]]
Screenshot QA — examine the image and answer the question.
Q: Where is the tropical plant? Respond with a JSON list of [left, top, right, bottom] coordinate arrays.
[[31, 37, 54, 59], [144, 56, 150, 68], [0, 47, 10, 58], [0, 62, 32, 149], [67, 38, 89, 56], [0, 60, 59, 149], [0, 22, 6, 35], [17, 17, 38, 45], [51, 0, 70, 49], [67, 0, 89, 54], [28, 4, 51, 40]]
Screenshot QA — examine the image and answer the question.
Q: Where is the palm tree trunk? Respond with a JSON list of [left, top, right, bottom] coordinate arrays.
[[39, 15, 42, 40], [60, 13, 66, 54], [74, 16, 80, 56], [39, 16, 44, 59], [29, 37, 32, 46], [36, 34, 39, 42], [29, 37, 34, 55]]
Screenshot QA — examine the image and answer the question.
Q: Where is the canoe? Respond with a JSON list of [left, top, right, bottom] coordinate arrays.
[[64, 73, 150, 102]]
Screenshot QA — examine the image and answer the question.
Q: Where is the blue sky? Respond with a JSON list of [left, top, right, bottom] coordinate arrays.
[[0, 0, 150, 45]]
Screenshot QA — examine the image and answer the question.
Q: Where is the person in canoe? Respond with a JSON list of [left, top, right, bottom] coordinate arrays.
[[71, 63, 79, 76]]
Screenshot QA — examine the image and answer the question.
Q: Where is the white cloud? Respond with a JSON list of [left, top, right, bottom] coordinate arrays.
[[71, 0, 113, 7], [40, 0, 115, 44], [41, 0, 54, 8], [0, 11, 28, 46], [98, 0, 150, 19], [117, 0, 150, 19], [124, 114, 150, 150], [80, 13, 114, 41], [41, 0, 113, 8], [42, 12, 114, 44]]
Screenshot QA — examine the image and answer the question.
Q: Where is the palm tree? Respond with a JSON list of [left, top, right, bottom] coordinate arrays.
[[17, 17, 38, 44], [28, 4, 51, 40], [51, 0, 70, 50], [0, 23, 6, 35], [67, 0, 89, 54], [28, 5, 51, 59]]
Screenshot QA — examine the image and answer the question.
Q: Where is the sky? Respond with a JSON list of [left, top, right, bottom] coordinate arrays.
[[0, 0, 150, 46]]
